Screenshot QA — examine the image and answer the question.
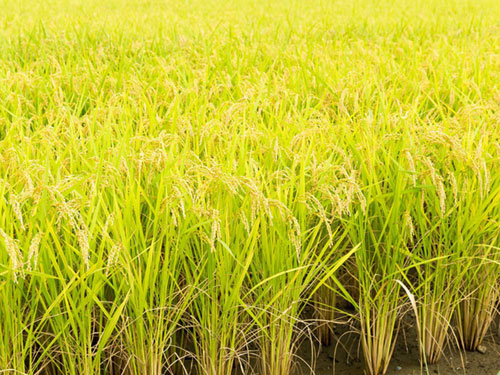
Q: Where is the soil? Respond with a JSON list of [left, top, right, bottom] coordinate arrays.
[[298, 314, 500, 375]]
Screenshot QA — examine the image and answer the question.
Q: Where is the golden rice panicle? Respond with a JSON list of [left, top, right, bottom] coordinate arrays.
[[171, 207, 179, 227], [447, 171, 458, 205], [320, 185, 345, 218], [403, 211, 415, 241], [55, 199, 79, 231], [106, 241, 122, 275], [101, 213, 114, 239], [242, 178, 271, 224], [306, 193, 333, 239], [404, 149, 417, 187], [338, 165, 366, 215], [240, 211, 250, 235], [77, 220, 91, 270], [78, 233, 90, 270], [210, 209, 221, 253], [265, 198, 301, 259], [27, 232, 42, 272], [357, 185, 367, 215], [421, 156, 446, 216], [24, 171, 34, 196], [54, 199, 91, 269], [172, 186, 186, 218], [9, 194, 25, 231], [0, 228, 23, 283]]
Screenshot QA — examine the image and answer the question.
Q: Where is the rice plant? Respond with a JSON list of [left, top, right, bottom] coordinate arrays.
[[1, 1, 500, 375]]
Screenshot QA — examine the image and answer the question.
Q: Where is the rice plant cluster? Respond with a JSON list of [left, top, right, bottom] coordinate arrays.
[[1, 0, 499, 374]]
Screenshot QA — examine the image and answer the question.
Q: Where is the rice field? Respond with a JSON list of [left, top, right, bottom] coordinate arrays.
[[1, 0, 500, 374]]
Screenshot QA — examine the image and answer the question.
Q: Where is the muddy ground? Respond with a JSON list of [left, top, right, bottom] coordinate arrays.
[[299, 314, 500, 375]]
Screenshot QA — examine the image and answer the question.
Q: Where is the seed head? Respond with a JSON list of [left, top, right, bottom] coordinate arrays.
[[447, 172, 458, 205], [10, 194, 25, 231], [210, 210, 221, 253], [102, 214, 114, 239], [0, 229, 23, 283], [27, 232, 43, 271], [77, 226, 90, 270], [240, 211, 250, 235], [404, 150, 417, 187], [306, 193, 333, 239], [288, 215, 302, 262], [421, 157, 446, 216], [403, 211, 415, 240], [106, 242, 122, 275]]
